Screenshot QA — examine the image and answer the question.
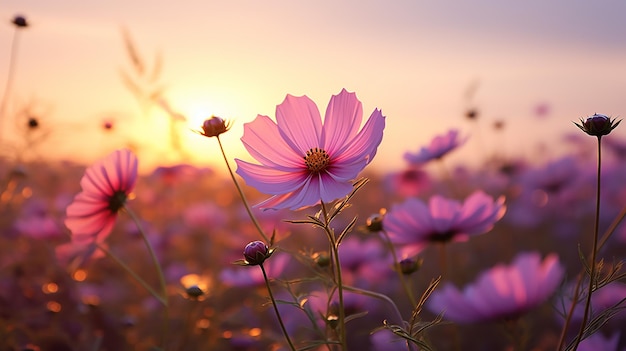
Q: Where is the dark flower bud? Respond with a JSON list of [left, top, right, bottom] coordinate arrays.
[[365, 209, 386, 233], [185, 285, 204, 299], [313, 252, 331, 267], [200, 116, 231, 138], [28, 117, 38, 129], [575, 113, 621, 137], [243, 241, 270, 266], [399, 257, 422, 275], [326, 302, 340, 329], [12, 15, 28, 28]]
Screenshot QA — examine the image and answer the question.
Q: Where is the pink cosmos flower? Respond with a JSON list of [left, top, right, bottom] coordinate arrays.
[[427, 252, 565, 323], [235, 88, 385, 210], [383, 190, 506, 256], [64, 149, 138, 244], [404, 129, 468, 165]]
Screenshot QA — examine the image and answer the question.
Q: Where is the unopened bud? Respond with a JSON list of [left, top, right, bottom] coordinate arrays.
[[243, 241, 269, 266]]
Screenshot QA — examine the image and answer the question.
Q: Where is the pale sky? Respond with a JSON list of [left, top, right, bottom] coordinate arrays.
[[1, 0, 626, 173]]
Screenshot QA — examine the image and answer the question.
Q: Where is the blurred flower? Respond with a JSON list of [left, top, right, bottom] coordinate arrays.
[[198, 115, 231, 138], [428, 252, 564, 323], [575, 113, 621, 137], [12, 15, 28, 28], [64, 149, 138, 244], [383, 190, 506, 256], [384, 167, 431, 198], [404, 129, 468, 165], [236, 88, 385, 210]]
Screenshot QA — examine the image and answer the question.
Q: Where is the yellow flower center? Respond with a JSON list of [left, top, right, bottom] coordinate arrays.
[[304, 148, 330, 173]]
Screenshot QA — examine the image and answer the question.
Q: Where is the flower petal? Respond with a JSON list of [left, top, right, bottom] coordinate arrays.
[[333, 108, 385, 164], [241, 115, 304, 169], [236, 159, 308, 195], [321, 89, 363, 153], [276, 94, 323, 154]]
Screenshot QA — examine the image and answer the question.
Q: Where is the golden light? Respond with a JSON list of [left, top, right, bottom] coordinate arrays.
[[21, 187, 32, 198], [248, 328, 262, 337], [42, 282, 59, 294], [46, 301, 62, 313], [196, 318, 210, 330], [72, 269, 87, 281]]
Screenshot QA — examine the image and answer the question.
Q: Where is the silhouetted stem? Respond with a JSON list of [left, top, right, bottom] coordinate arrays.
[[0, 28, 22, 141], [260, 263, 297, 351], [571, 136, 603, 350], [216, 135, 270, 243]]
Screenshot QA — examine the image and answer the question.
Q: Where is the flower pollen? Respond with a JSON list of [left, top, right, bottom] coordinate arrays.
[[304, 148, 330, 173]]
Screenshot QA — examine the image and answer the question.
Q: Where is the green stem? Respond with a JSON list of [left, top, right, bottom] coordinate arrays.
[[216, 135, 270, 243], [260, 263, 297, 351], [95, 242, 166, 305], [342, 284, 404, 325], [572, 136, 603, 350], [321, 202, 347, 351], [380, 229, 416, 307], [124, 205, 170, 348]]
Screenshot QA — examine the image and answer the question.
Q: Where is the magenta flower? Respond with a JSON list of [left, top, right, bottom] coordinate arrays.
[[64, 149, 138, 244], [404, 129, 468, 165], [383, 190, 506, 255], [235, 88, 385, 210], [427, 252, 565, 323]]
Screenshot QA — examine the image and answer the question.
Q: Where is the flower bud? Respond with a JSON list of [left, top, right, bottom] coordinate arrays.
[[185, 285, 204, 299], [365, 209, 386, 233], [313, 252, 331, 267], [399, 257, 422, 275], [575, 113, 621, 137], [12, 15, 28, 28], [243, 241, 269, 266], [200, 116, 230, 137]]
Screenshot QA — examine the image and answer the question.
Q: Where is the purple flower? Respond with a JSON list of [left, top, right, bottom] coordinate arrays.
[[383, 190, 506, 256], [404, 129, 468, 165], [427, 252, 565, 323], [235, 89, 385, 210]]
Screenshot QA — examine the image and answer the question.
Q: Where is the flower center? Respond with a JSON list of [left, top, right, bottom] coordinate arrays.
[[304, 148, 330, 173], [108, 190, 128, 213]]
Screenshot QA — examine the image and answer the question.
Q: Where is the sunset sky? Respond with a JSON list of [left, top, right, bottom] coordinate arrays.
[[1, 0, 626, 174]]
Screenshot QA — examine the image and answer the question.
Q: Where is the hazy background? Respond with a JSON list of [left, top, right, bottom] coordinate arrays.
[[1, 0, 626, 173]]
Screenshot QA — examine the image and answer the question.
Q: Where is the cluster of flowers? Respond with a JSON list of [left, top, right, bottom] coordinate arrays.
[[0, 89, 624, 350]]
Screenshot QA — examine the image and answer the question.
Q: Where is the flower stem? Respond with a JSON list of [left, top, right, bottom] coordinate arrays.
[[95, 243, 166, 305], [124, 205, 170, 348], [380, 229, 416, 307], [571, 136, 603, 350], [260, 263, 297, 351], [342, 284, 404, 325], [0, 28, 22, 142], [216, 135, 270, 243], [321, 201, 347, 351]]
